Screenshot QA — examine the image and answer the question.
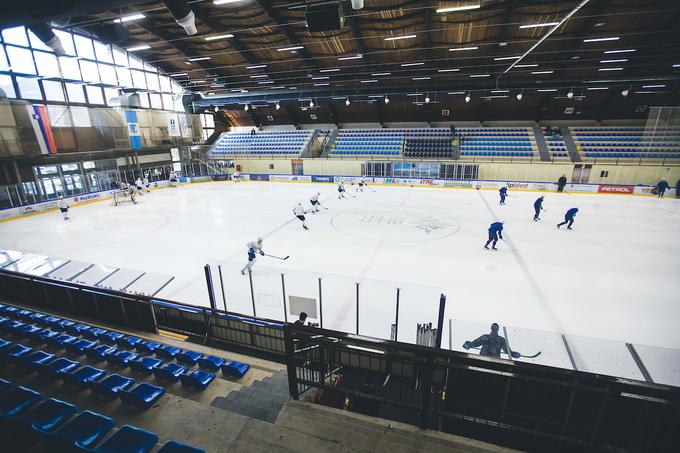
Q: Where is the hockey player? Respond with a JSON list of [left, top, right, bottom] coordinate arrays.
[[128, 184, 138, 204], [557, 207, 578, 229], [338, 181, 347, 199], [309, 192, 324, 213], [293, 202, 309, 230], [169, 171, 179, 187], [484, 221, 504, 250], [357, 178, 366, 192], [463, 323, 520, 359], [499, 186, 508, 205], [56, 196, 70, 221], [656, 179, 670, 198], [143, 174, 151, 193], [533, 196, 545, 221], [233, 170, 241, 183], [240, 238, 264, 275]]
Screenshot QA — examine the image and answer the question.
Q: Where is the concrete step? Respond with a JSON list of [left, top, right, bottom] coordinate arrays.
[[222, 390, 288, 413], [561, 127, 581, 162], [532, 126, 552, 162], [212, 396, 281, 424], [237, 386, 290, 406], [251, 378, 289, 393]]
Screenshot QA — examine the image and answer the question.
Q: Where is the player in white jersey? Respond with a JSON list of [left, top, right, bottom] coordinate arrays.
[[309, 192, 324, 213], [128, 184, 138, 204], [337, 181, 347, 199], [143, 175, 151, 192], [135, 177, 144, 193], [233, 170, 241, 182], [56, 196, 70, 221], [356, 178, 366, 192], [169, 171, 179, 187], [241, 238, 264, 275], [293, 202, 309, 230]]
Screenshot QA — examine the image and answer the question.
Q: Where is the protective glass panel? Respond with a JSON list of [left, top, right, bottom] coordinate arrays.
[[104, 87, 120, 105], [504, 325, 574, 369], [79, 60, 99, 83], [131, 70, 146, 89], [116, 66, 132, 87], [54, 30, 76, 56], [633, 344, 680, 387], [86, 85, 104, 105], [159, 75, 171, 92], [150, 93, 162, 109], [28, 29, 52, 51], [93, 41, 113, 63], [59, 56, 82, 80], [98, 63, 117, 85], [0, 74, 16, 98], [112, 46, 128, 66], [565, 334, 644, 380], [47, 105, 71, 126], [146, 72, 159, 91]]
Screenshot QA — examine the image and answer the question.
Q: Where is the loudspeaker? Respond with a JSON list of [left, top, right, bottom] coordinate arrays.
[[306, 3, 344, 32]]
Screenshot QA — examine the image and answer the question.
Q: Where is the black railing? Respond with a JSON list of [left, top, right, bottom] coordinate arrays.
[[0, 269, 286, 360], [284, 323, 680, 452]]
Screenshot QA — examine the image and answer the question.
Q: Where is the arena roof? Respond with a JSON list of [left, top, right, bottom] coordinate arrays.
[[6, 0, 680, 122]]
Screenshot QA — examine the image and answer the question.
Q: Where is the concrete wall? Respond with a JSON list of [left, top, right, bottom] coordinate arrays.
[[232, 157, 680, 186]]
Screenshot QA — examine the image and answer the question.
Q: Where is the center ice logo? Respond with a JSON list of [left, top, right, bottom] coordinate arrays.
[[332, 208, 460, 242]]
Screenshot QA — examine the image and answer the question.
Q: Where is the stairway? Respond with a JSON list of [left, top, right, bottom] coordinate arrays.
[[561, 127, 581, 162], [211, 371, 290, 424], [532, 126, 552, 162]]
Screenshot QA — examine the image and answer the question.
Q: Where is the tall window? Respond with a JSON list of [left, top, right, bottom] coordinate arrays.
[[201, 114, 215, 141], [0, 25, 184, 111]]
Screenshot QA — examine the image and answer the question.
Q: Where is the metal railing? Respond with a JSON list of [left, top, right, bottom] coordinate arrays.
[[284, 323, 680, 452]]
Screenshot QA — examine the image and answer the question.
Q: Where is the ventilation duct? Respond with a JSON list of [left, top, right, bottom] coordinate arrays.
[[27, 23, 65, 56], [164, 0, 197, 36]]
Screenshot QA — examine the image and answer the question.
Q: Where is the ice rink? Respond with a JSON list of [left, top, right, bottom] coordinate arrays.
[[1, 180, 679, 355]]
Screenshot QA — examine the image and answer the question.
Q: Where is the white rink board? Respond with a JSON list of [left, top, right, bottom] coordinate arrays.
[[633, 344, 680, 387], [0, 180, 679, 373], [97, 268, 144, 291], [3, 254, 48, 273], [126, 273, 174, 297], [0, 249, 24, 268], [26, 257, 70, 277]]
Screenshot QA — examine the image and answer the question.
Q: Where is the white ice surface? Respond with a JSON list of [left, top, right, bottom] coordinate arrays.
[[1, 180, 679, 360]]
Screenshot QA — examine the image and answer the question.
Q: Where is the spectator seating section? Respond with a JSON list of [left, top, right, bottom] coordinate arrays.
[[570, 127, 680, 160], [457, 127, 537, 159], [330, 129, 411, 156], [542, 128, 570, 159], [211, 130, 314, 157], [403, 137, 454, 159]]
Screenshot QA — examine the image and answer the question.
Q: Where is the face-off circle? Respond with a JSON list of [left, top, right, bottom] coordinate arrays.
[[331, 207, 461, 242]]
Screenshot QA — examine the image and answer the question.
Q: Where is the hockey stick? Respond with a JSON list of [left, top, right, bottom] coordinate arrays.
[[467, 346, 542, 359], [264, 253, 289, 260]]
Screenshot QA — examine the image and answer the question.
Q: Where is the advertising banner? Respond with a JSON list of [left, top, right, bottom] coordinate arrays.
[[248, 174, 270, 181], [269, 175, 312, 182], [598, 185, 634, 194], [311, 175, 335, 183]]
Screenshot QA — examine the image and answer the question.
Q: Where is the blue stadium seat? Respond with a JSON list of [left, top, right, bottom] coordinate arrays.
[[154, 363, 188, 382], [16, 397, 77, 433], [56, 320, 75, 332], [76, 424, 158, 453], [1, 343, 32, 362], [156, 345, 182, 360], [176, 350, 203, 366], [37, 410, 115, 450], [66, 323, 91, 337], [120, 383, 166, 409], [101, 332, 125, 345], [130, 356, 164, 375], [0, 378, 11, 395], [198, 355, 226, 372], [42, 316, 62, 329], [0, 386, 42, 417], [82, 327, 108, 341], [90, 374, 135, 398], [117, 336, 143, 349], [136, 341, 161, 354], [157, 440, 206, 453], [0, 338, 11, 350], [180, 370, 215, 390], [222, 361, 250, 379], [48, 334, 77, 349], [109, 350, 140, 367], [66, 339, 96, 356], [20, 350, 55, 369], [86, 344, 118, 361], [39, 357, 79, 379], [64, 366, 107, 387]]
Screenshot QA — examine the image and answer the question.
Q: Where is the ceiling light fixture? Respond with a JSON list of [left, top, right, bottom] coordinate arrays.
[[516, 92, 523, 100], [465, 93, 471, 103], [361, 79, 378, 83], [531, 70, 554, 74], [114, 13, 145, 23], [537, 88, 557, 92], [583, 36, 619, 42], [275, 103, 280, 110], [515, 64, 539, 68], [494, 56, 521, 61], [586, 87, 608, 90], [188, 56, 211, 61], [126, 45, 151, 52], [469, 74, 490, 77], [425, 95, 431, 103], [320, 68, 340, 72], [244, 104, 249, 111], [437, 68, 460, 72], [214, 0, 241, 5], [384, 34, 417, 41], [338, 54, 363, 60], [604, 49, 636, 54], [519, 22, 559, 29], [309, 100, 314, 108], [204, 34, 234, 41], [600, 59, 628, 63], [246, 64, 266, 69], [449, 46, 478, 52], [277, 46, 304, 52], [372, 72, 392, 76], [621, 89, 629, 97], [598, 67, 623, 71], [345, 98, 350, 106], [313, 83, 329, 86], [642, 84, 666, 88], [384, 96, 389, 104], [401, 62, 425, 67], [567, 90, 574, 98], [437, 4, 481, 13], [412, 76, 431, 80]]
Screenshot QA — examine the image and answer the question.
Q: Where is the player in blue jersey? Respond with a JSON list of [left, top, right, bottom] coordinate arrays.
[[533, 196, 545, 221], [484, 221, 504, 250], [557, 208, 578, 229], [499, 186, 508, 205]]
